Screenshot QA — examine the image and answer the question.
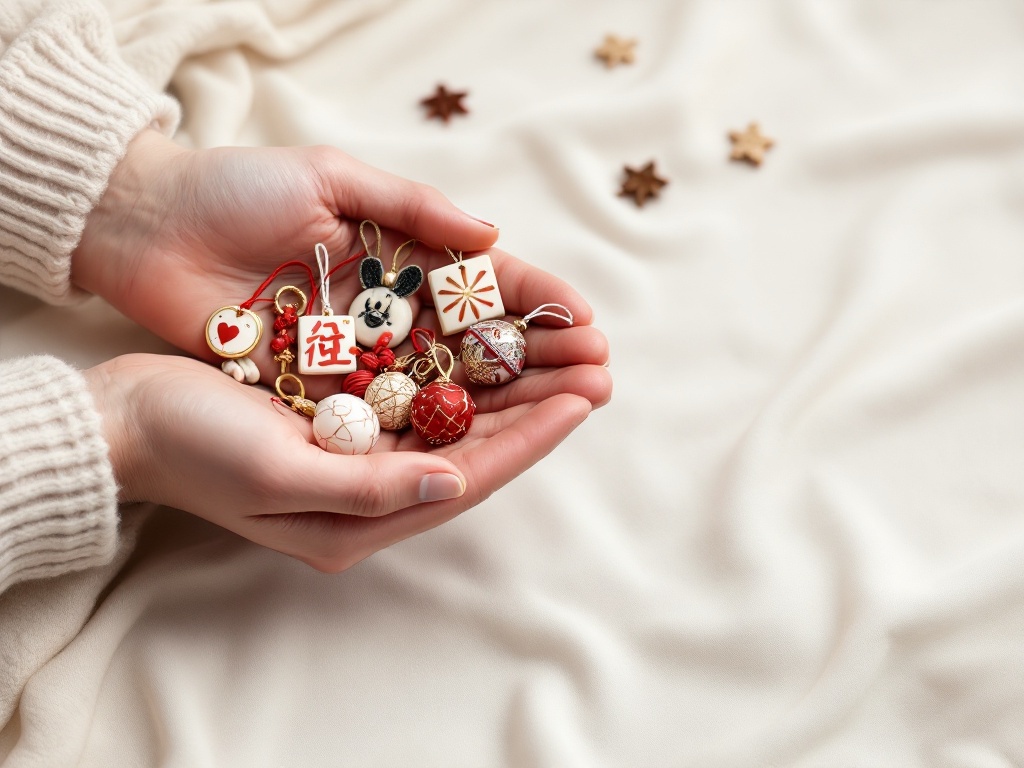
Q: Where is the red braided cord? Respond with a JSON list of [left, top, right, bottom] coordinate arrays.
[[239, 260, 316, 311]]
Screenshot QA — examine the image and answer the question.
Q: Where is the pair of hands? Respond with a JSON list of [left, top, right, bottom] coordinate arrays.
[[74, 130, 611, 572]]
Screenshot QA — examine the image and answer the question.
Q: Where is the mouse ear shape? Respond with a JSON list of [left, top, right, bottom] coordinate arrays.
[[359, 257, 385, 289], [392, 265, 424, 298]]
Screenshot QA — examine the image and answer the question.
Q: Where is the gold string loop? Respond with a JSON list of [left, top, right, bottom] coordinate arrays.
[[359, 220, 383, 261]]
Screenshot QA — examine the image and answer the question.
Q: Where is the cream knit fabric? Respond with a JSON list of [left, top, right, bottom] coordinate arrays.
[[0, 1, 179, 594], [0, 357, 118, 595]]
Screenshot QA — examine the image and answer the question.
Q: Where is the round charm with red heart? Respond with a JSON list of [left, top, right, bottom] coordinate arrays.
[[206, 306, 263, 358], [410, 381, 476, 445]]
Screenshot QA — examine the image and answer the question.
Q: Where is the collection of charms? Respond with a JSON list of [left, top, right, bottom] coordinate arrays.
[[205, 220, 573, 457]]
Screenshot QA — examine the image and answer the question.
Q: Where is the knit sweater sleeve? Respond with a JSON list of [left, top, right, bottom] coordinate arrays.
[[0, 356, 118, 594], [0, 0, 180, 305], [0, 1, 180, 593]]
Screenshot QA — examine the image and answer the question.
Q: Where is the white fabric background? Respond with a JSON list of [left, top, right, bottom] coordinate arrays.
[[4, 0, 1024, 765]]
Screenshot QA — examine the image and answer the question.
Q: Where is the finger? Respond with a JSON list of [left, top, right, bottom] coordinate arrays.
[[418, 249, 594, 326], [317, 150, 499, 253], [467, 364, 613, 413], [250, 394, 591, 572], [285, 443, 466, 517], [410, 309, 608, 369]]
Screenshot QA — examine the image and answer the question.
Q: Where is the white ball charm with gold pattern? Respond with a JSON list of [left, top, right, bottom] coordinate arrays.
[[460, 304, 573, 386], [364, 370, 419, 431], [313, 394, 381, 455]]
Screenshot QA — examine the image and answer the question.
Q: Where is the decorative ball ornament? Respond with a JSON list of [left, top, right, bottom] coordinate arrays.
[[461, 319, 526, 386], [411, 381, 475, 445], [460, 304, 574, 386], [364, 371, 419, 430], [409, 341, 475, 445], [313, 393, 381, 455]]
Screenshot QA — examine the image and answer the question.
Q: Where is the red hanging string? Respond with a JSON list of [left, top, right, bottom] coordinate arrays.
[[411, 327, 435, 354], [239, 260, 316, 311]]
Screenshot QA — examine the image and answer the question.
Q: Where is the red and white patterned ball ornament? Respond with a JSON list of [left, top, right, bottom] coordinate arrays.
[[410, 343, 475, 445], [460, 304, 574, 386]]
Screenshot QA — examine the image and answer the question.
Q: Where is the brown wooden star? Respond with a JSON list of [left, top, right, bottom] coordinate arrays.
[[595, 35, 637, 68], [728, 122, 774, 166], [619, 161, 668, 207], [421, 84, 469, 123]]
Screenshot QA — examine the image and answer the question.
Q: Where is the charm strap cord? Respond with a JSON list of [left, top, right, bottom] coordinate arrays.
[[522, 303, 574, 326]]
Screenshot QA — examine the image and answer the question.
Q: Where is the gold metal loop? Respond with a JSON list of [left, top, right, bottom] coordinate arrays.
[[409, 356, 437, 384], [429, 342, 456, 382], [273, 285, 308, 315], [390, 352, 418, 372], [444, 246, 463, 265], [275, 372, 306, 401]]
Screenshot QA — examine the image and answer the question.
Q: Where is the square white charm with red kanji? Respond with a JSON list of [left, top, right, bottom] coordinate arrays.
[[297, 315, 359, 375], [427, 254, 505, 336]]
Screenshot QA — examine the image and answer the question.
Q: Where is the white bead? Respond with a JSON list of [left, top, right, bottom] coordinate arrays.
[[221, 359, 245, 382], [221, 356, 260, 384], [427, 254, 505, 336], [313, 394, 380, 455], [297, 315, 358, 375], [348, 287, 414, 348]]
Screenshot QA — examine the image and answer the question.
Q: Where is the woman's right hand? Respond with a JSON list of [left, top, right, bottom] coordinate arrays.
[[85, 353, 605, 572]]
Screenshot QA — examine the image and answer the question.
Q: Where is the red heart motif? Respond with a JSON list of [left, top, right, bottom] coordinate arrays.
[[217, 322, 240, 345]]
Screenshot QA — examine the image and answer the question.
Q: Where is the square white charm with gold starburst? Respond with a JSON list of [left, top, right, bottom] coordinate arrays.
[[427, 254, 505, 336]]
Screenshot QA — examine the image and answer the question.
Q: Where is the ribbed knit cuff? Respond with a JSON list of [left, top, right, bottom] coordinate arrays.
[[0, 1, 180, 305], [0, 355, 119, 594]]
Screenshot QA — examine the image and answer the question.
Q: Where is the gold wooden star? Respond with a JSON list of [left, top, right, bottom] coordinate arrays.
[[728, 122, 774, 166], [595, 35, 637, 68], [619, 161, 668, 207], [421, 84, 469, 123]]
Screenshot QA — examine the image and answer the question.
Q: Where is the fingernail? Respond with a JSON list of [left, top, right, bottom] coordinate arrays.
[[464, 212, 496, 228], [419, 473, 465, 502]]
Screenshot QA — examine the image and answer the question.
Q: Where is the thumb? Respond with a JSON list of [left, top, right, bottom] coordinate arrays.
[[291, 444, 466, 517], [317, 149, 499, 252]]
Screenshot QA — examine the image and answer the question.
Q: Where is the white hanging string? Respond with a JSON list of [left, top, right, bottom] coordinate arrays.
[[314, 242, 332, 315], [522, 303, 573, 326]]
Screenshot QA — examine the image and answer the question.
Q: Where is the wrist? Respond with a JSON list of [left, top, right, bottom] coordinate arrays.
[[72, 129, 192, 304], [83, 357, 150, 504]]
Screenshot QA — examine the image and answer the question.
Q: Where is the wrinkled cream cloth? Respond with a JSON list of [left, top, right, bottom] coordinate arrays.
[[4, 0, 1024, 765]]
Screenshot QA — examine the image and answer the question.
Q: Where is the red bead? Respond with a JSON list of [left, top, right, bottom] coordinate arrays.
[[342, 369, 376, 398], [273, 307, 299, 331], [410, 382, 475, 445], [270, 334, 292, 353]]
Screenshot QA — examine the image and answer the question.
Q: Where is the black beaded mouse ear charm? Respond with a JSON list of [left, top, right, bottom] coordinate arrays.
[[347, 220, 423, 349], [461, 304, 574, 386]]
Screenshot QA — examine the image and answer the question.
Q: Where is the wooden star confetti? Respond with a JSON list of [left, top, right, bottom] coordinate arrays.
[[595, 34, 637, 68], [619, 161, 668, 207], [420, 84, 469, 123], [728, 122, 774, 166]]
